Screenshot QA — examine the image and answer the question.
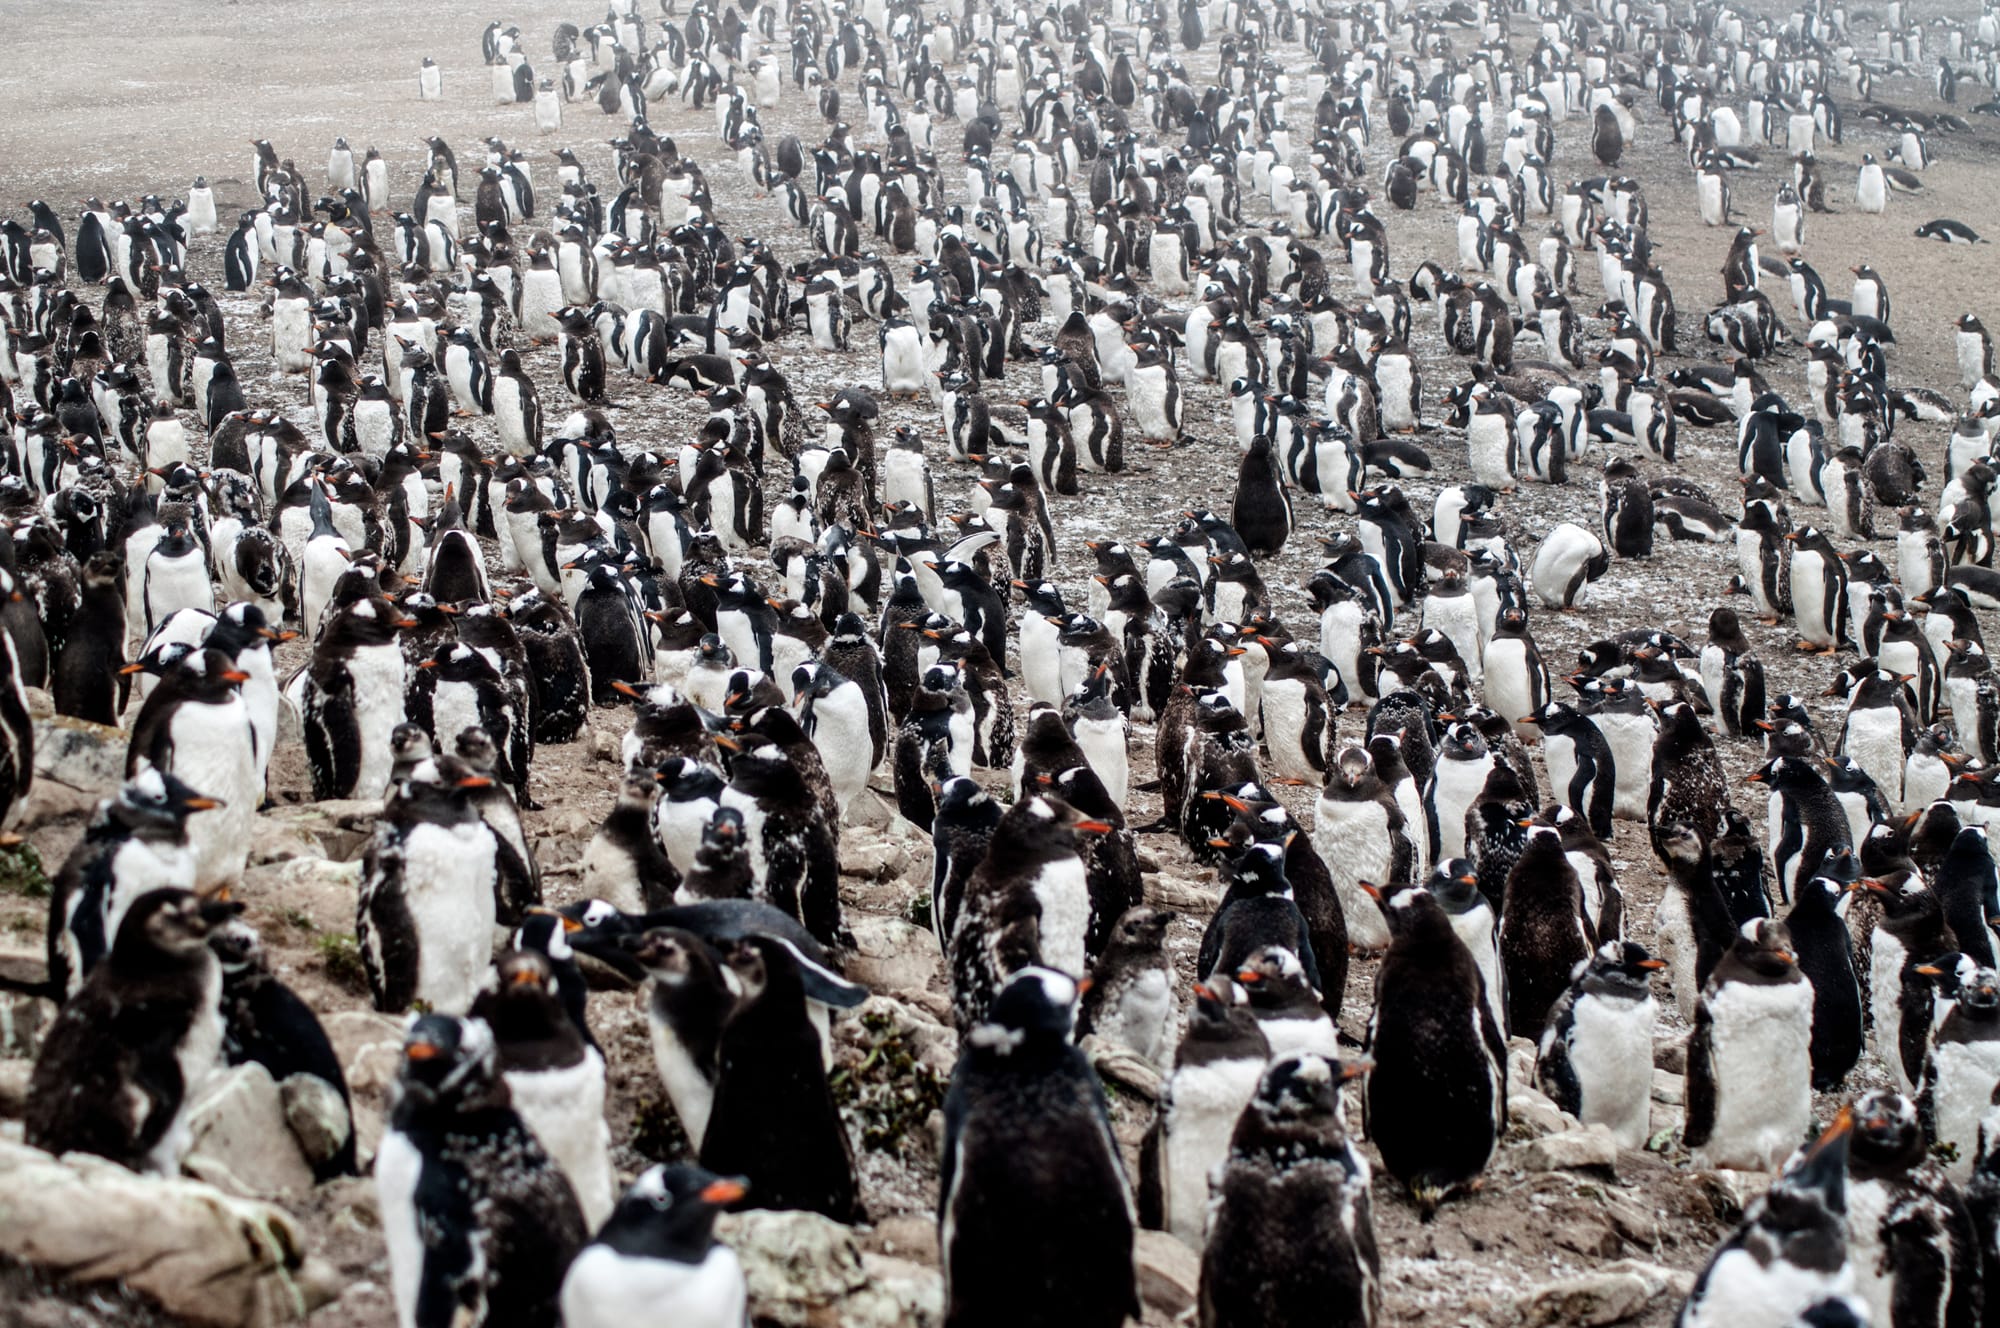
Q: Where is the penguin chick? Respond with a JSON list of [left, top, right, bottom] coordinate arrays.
[[1536, 941, 1663, 1150], [1077, 905, 1176, 1069]]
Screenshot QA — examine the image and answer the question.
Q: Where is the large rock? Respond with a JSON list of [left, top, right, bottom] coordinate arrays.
[[239, 857, 363, 934], [32, 714, 123, 793], [323, 1010, 406, 1168], [1083, 1035, 1163, 1102], [185, 1064, 317, 1199], [0, 1139, 340, 1326], [1516, 1260, 1695, 1328], [840, 829, 914, 881], [716, 1209, 942, 1327], [847, 913, 941, 994], [1507, 1087, 1576, 1141]]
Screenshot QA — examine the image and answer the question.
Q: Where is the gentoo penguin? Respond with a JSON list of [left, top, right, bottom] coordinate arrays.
[[1685, 918, 1816, 1172], [25, 888, 235, 1174], [470, 950, 616, 1229], [1483, 607, 1550, 742], [717, 735, 844, 948], [1861, 874, 1950, 1095], [1700, 607, 1766, 738], [299, 596, 409, 801], [1430, 722, 1499, 863], [124, 645, 258, 892], [940, 968, 1139, 1328], [949, 791, 1101, 1031], [1921, 964, 2000, 1183], [1528, 702, 1615, 838], [1140, 975, 1269, 1246], [1420, 859, 1507, 1043], [1078, 906, 1175, 1069], [1648, 700, 1727, 847], [1749, 755, 1855, 904], [358, 755, 501, 1014], [1530, 522, 1609, 609], [698, 936, 862, 1221], [1679, 1112, 1855, 1328], [51, 551, 127, 725], [1363, 884, 1507, 1217], [1841, 1089, 1982, 1328], [1311, 745, 1414, 954], [1785, 872, 1864, 1091], [375, 1015, 588, 1328], [1197, 1053, 1380, 1328], [559, 1166, 749, 1328], [1230, 434, 1292, 559], [1536, 941, 1663, 1149], [206, 913, 356, 1180], [1788, 525, 1850, 652], [1499, 823, 1594, 1038], [46, 765, 209, 998]]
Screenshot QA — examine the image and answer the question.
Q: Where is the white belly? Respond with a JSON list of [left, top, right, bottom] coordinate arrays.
[[403, 820, 499, 1014], [1696, 979, 1814, 1172]]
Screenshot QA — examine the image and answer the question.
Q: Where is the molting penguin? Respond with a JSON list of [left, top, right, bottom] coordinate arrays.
[[1499, 822, 1594, 1037], [1363, 884, 1507, 1218], [25, 888, 236, 1175], [1197, 1052, 1380, 1328], [1536, 941, 1663, 1149], [1684, 918, 1816, 1172], [1840, 1088, 1982, 1328], [1140, 975, 1268, 1246], [374, 1014, 588, 1328], [940, 968, 1139, 1328], [1311, 745, 1413, 954]]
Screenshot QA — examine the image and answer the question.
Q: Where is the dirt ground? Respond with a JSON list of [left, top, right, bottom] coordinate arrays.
[[2, 0, 1999, 1323]]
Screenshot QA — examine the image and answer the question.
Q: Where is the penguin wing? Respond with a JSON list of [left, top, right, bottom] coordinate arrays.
[[464, 1125, 589, 1314], [1136, 1113, 1164, 1231], [125, 697, 178, 778], [304, 668, 364, 800], [1534, 1003, 1583, 1116], [1681, 1001, 1718, 1148], [359, 836, 421, 1013]]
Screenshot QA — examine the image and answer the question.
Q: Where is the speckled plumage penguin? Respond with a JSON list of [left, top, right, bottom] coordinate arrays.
[[1078, 904, 1175, 1069], [1678, 1111, 1855, 1328], [940, 968, 1138, 1328], [1140, 975, 1270, 1245], [1363, 884, 1507, 1218], [1840, 1089, 1983, 1328], [1499, 823, 1594, 1038], [1198, 1052, 1380, 1328], [374, 1014, 588, 1328], [26, 888, 236, 1175]]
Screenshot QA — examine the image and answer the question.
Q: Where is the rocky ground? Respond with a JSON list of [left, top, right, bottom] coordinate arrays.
[[0, 0, 1997, 1323]]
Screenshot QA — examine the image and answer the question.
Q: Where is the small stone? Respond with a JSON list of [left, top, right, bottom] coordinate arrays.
[[324, 1010, 408, 1098], [1507, 1037, 1539, 1088], [0, 1059, 29, 1116], [1517, 1123, 1620, 1174], [1134, 1228, 1200, 1317], [185, 1063, 317, 1199], [1147, 874, 1219, 912], [280, 1073, 352, 1169], [717, 1208, 939, 1327], [32, 714, 123, 792], [588, 726, 620, 764], [21, 687, 53, 720], [1653, 1037, 1688, 1074], [1083, 1036, 1163, 1101], [840, 832, 912, 881], [246, 821, 328, 867], [1699, 1169, 1772, 1223], [1507, 1090, 1576, 1140], [846, 913, 941, 994], [1600, 1193, 1660, 1249], [1650, 1068, 1683, 1105]]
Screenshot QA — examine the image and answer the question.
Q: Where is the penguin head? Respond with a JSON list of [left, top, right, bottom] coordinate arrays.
[[117, 887, 241, 967], [1579, 940, 1664, 998], [603, 1165, 747, 1263], [113, 764, 226, 837], [971, 967, 1081, 1053], [394, 1014, 503, 1111], [1848, 1089, 1925, 1173], [1247, 1052, 1367, 1127]]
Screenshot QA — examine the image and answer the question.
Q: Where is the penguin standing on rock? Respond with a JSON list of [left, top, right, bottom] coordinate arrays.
[[1684, 918, 1816, 1172], [374, 1014, 588, 1328], [1363, 884, 1507, 1219], [1197, 1052, 1380, 1328], [699, 936, 862, 1221], [940, 968, 1139, 1328], [25, 888, 236, 1175]]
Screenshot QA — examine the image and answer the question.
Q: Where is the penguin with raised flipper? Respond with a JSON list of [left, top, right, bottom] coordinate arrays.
[[24, 888, 236, 1175], [1537, 940, 1663, 1149], [1364, 882, 1507, 1219], [940, 968, 1138, 1328], [374, 1014, 588, 1328]]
